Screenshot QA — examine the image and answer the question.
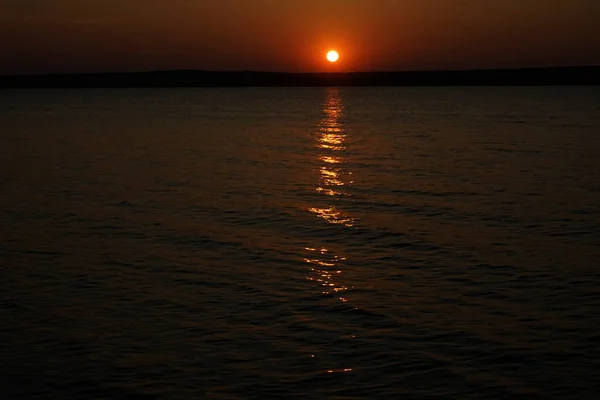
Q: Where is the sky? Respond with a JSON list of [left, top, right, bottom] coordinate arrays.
[[1, 0, 599, 74]]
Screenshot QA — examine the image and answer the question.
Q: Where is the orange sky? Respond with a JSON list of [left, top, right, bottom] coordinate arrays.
[[1, 0, 599, 73]]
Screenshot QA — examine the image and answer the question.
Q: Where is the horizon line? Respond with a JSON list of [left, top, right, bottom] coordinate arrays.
[[2, 65, 599, 77]]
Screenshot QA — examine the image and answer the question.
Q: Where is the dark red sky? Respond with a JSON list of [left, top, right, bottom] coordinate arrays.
[[1, 0, 599, 74]]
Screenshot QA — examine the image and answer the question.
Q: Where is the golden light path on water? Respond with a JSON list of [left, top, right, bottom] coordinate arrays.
[[305, 88, 355, 374], [308, 87, 354, 228]]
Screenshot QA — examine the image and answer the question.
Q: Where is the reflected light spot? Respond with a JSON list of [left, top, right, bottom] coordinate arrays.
[[320, 156, 342, 164], [308, 207, 354, 227], [320, 133, 344, 145], [327, 368, 353, 374], [316, 187, 342, 196], [318, 143, 345, 151], [320, 168, 339, 178]]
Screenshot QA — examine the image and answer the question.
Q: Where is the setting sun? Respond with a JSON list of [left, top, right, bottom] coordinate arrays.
[[326, 50, 339, 63]]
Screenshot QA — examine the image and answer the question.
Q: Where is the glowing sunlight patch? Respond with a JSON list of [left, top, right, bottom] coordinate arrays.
[[326, 50, 339, 63]]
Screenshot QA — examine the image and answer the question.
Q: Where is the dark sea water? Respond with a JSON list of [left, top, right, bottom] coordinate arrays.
[[1, 87, 600, 399]]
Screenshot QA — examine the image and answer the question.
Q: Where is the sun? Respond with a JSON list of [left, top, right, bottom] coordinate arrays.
[[326, 50, 339, 63]]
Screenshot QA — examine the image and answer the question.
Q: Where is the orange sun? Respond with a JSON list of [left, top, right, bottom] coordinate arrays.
[[326, 50, 339, 63]]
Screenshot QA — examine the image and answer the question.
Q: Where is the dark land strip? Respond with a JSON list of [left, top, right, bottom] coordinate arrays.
[[1, 66, 599, 88]]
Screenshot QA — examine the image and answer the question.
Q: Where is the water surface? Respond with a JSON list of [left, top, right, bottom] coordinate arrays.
[[1, 87, 600, 399]]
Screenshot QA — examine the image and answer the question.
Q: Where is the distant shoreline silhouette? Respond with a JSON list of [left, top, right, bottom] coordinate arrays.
[[1, 66, 599, 88]]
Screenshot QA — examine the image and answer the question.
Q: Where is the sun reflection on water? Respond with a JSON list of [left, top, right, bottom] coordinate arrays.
[[303, 89, 355, 374], [306, 88, 354, 297], [310, 88, 354, 228], [305, 247, 349, 301]]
